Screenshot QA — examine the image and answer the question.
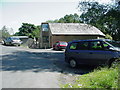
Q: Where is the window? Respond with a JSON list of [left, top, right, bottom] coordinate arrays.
[[60, 42, 67, 46], [77, 41, 89, 50], [103, 42, 109, 47], [90, 41, 103, 50], [102, 41, 111, 50], [42, 24, 49, 31], [106, 41, 120, 47], [69, 42, 78, 50]]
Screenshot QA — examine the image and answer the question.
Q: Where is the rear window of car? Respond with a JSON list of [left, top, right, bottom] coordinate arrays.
[[60, 42, 67, 45]]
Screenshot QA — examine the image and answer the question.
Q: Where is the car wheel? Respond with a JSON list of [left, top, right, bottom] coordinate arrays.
[[55, 47, 59, 50], [69, 59, 77, 68], [53, 47, 55, 50]]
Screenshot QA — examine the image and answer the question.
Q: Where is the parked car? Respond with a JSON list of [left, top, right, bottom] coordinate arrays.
[[53, 41, 68, 50], [3, 37, 22, 46], [65, 39, 120, 68]]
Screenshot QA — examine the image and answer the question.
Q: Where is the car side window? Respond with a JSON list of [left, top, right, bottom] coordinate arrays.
[[102, 42, 111, 50], [69, 42, 78, 50], [90, 41, 103, 50], [77, 41, 89, 50]]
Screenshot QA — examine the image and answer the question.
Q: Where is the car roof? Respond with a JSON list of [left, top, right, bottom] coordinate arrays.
[[70, 39, 112, 43]]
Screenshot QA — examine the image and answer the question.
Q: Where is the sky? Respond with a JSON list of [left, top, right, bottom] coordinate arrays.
[[0, 0, 115, 34]]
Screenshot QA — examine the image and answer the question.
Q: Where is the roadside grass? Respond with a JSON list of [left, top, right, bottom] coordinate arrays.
[[62, 65, 120, 89], [20, 44, 28, 48]]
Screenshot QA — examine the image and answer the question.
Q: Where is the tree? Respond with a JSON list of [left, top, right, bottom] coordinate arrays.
[[46, 19, 59, 23], [14, 23, 40, 39], [45, 13, 81, 23], [0, 26, 11, 39], [104, 4, 120, 40], [79, 1, 111, 24], [31, 26, 40, 40], [58, 13, 81, 23], [78, 1, 120, 40]]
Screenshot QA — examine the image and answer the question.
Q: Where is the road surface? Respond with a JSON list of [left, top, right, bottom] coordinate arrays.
[[1, 44, 94, 88]]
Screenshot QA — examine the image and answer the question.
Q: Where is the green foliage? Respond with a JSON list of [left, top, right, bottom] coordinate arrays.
[[45, 13, 81, 23], [0, 26, 11, 39], [78, 1, 120, 40], [46, 19, 59, 23], [79, 2, 110, 24], [58, 13, 81, 23], [32, 26, 40, 39], [62, 66, 119, 89], [14, 23, 40, 39], [105, 34, 113, 40]]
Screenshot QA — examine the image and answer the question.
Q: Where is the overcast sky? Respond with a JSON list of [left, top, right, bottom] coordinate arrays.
[[0, 0, 114, 34]]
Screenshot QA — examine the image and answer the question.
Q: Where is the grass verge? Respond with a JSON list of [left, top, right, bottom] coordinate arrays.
[[62, 65, 119, 89]]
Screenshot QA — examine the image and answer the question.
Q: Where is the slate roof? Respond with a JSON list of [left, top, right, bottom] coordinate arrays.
[[48, 23, 105, 36]]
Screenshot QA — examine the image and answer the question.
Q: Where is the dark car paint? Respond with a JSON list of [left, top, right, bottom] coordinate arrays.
[[65, 39, 120, 66]]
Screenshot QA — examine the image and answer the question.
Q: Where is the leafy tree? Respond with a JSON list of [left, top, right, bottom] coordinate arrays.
[[14, 23, 40, 39], [103, 5, 120, 40], [0, 26, 11, 39], [78, 1, 120, 40], [46, 19, 59, 23], [31, 26, 40, 40], [58, 13, 81, 23], [79, 1, 111, 24], [45, 13, 81, 23]]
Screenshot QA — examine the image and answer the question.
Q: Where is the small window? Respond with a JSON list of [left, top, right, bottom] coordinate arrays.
[[69, 43, 78, 50], [103, 43, 109, 47], [102, 42, 110, 50], [42, 24, 49, 31]]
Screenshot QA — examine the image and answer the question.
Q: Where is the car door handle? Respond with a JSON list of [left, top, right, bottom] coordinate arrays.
[[89, 52, 93, 54]]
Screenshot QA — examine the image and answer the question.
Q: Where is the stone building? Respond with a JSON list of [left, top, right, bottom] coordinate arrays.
[[40, 23, 105, 48]]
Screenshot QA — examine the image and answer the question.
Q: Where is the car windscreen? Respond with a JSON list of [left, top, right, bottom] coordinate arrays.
[[60, 42, 67, 46], [106, 41, 120, 48]]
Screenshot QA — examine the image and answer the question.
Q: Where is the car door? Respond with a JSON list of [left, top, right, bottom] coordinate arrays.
[[88, 41, 112, 65], [76, 41, 91, 64], [68, 41, 90, 65]]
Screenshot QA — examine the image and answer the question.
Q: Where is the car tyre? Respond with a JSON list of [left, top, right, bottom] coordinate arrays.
[[53, 47, 55, 50], [69, 59, 77, 68]]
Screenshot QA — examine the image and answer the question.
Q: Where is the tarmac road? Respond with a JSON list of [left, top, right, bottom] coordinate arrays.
[[1, 44, 94, 88]]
